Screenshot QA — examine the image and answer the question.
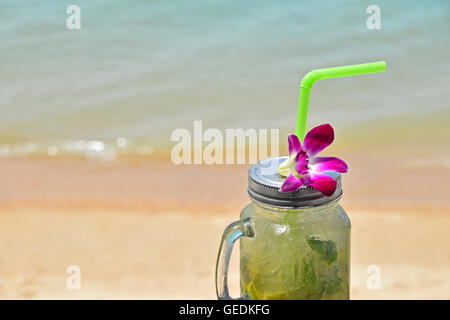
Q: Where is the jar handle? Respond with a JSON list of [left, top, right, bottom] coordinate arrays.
[[215, 218, 253, 300]]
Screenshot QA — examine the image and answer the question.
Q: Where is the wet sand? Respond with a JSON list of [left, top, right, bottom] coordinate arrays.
[[0, 156, 449, 299]]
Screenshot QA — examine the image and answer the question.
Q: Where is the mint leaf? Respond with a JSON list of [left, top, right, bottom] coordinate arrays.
[[307, 236, 337, 266]]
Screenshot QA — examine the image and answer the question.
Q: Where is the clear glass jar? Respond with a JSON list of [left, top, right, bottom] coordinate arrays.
[[216, 157, 351, 300]]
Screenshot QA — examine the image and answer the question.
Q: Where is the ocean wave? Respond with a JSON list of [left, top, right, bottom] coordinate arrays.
[[0, 138, 155, 161]]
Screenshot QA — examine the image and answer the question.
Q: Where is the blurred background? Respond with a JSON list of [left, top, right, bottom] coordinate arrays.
[[0, 0, 449, 299]]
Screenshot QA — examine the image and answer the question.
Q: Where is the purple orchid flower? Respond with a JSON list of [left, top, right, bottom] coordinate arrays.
[[278, 124, 348, 196]]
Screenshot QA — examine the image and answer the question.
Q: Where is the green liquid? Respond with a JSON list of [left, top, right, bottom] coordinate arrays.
[[239, 202, 351, 300]]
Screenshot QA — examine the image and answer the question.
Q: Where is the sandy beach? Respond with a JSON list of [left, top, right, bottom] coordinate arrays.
[[0, 152, 449, 300]]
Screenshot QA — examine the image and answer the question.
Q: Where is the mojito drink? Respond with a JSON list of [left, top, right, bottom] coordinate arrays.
[[239, 201, 351, 300]]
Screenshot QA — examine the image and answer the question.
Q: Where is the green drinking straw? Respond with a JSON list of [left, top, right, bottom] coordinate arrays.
[[296, 61, 386, 141]]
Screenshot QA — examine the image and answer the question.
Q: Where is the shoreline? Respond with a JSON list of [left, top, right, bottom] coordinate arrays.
[[1, 152, 449, 213], [2, 107, 450, 162]]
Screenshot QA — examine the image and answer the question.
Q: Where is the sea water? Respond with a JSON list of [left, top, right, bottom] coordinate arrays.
[[0, 0, 448, 158]]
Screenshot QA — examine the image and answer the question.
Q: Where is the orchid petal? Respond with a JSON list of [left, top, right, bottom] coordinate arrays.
[[311, 157, 348, 173], [310, 173, 337, 197], [303, 124, 334, 156], [288, 134, 301, 155], [294, 149, 308, 163], [280, 174, 303, 192], [295, 153, 309, 175]]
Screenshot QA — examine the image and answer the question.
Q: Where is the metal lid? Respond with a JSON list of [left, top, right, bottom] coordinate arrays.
[[248, 156, 342, 208]]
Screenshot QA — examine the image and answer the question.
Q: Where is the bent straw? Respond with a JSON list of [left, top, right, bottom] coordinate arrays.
[[296, 61, 386, 141]]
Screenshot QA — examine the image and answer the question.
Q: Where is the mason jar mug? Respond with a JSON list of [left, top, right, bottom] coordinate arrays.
[[215, 156, 351, 300]]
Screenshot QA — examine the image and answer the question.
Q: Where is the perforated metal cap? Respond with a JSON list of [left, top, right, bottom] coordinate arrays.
[[248, 156, 342, 208]]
